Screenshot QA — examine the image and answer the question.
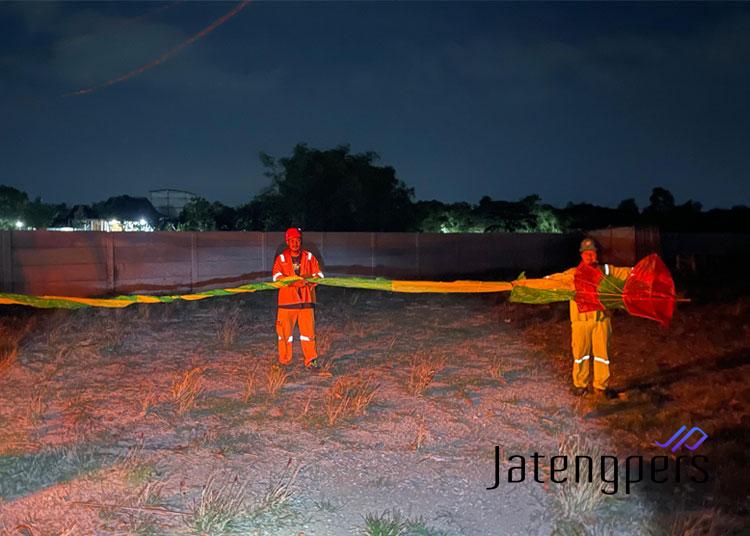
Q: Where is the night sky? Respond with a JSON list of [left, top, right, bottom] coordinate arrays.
[[2, 1, 749, 209]]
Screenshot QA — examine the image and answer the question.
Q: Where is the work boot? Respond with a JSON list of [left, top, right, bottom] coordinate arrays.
[[593, 388, 620, 400], [570, 386, 587, 397], [306, 359, 320, 370]]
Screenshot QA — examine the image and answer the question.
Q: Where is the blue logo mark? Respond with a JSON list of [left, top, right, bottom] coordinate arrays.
[[655, 426, 708, 453]]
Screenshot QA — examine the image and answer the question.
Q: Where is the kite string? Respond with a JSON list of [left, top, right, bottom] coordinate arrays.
[[63, 0, 251, 97]]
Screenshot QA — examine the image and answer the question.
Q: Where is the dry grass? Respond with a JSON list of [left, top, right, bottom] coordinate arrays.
[[26, 392, 48, 425], [265, 364, 288, 398], [651, 507, 742, 536], [172, 366, 205, 414], [100, 313, 128, 351], [186, 463, 301, 535], [409, 421, 429, 451], [64, 392, 97, 438], [407, 355, 445, 396], [488, 354, 505, 382], [0, 338, 19, 376], [553, 435, 614, 520], [299, 393, 314, 419], [316, 327, 335, 358], [2, 291, 744, 532], [139, 392, 157, 418], [350, 376, 380, 415], [119, 437, 145, 470], [324, 384, 350, 427], [258, 459, 302, 514], [361, 508, 448, 536], [118, 438, 160, 487], [216, 306, 242, 347], [315, 331, 339, 376], [136, 303, 151, 322], [345, 318, 368, 339], [187, 472, 250, 535], [242, 367, 258, 403], [122, 482, 167, 534], [10, 521, 78, 536], [0, 320, 30, 376], [42, 312, 68, 349], [318, 356, 336, 376], [324, 374, 380, 426]]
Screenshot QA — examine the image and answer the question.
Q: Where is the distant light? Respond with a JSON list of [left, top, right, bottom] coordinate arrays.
[[15, 220, 24, 229], [139, 218, 147, 226], [110, 219, 119, 225]]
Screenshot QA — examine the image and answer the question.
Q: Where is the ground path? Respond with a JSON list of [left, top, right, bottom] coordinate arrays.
[[0, 289, 673, 535]]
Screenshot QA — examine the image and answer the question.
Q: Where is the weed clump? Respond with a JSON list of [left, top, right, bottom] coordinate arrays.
[[172, 367, 205, 414], [324, 374, 380, 426], [407, 355, 445, 397], [265, 365, 288, 398]]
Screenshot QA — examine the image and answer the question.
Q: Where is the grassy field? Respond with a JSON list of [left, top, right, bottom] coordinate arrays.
[[0, 287, 747, 535]]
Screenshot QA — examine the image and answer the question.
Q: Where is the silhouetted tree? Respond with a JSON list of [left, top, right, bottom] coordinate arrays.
[[415, 195, 564, 233], [25, 197, 60, 229], [647, 187, 676, 213], [417, 201, 483, 232], [93, 195, 160, 223], [254, 144, 415, 231], [617, 198, 639, 217], [179, 197, 220, 231], [0, 185, 28, 228], [0, 185, 61, 229]]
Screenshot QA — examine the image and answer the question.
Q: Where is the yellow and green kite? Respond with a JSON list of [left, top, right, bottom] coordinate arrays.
[[0, 254, 677, 326]]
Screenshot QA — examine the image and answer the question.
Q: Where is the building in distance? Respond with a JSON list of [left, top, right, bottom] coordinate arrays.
[[149, 189, 198, 220]]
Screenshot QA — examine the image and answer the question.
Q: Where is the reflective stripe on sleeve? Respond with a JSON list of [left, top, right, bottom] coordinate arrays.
[[604, 264, 610, 275], [307, 252, 312, 261], [280, 254, 285, 262], [272, 272, 283, 281]]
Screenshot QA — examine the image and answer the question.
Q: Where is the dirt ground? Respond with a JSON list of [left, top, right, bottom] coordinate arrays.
[[0, 287, 747, 535]]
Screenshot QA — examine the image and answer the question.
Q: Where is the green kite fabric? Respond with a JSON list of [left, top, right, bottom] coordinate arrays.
[[0, 277, 512, 309], [0, 255, 679, 325]]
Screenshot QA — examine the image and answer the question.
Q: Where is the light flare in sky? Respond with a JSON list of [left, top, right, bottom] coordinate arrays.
[[62, 0, 250, 97]]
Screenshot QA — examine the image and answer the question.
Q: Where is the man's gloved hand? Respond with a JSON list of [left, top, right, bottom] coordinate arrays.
[[279, 275, 317, 288]]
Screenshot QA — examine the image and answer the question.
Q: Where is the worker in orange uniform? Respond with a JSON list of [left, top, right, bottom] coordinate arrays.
[[272, 227, 324, 369], [546, 238, 631, 398]]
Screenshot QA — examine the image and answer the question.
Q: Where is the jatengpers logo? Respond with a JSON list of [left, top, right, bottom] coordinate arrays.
[[655, 425, 708, 453], [487, 426, 710, 495]]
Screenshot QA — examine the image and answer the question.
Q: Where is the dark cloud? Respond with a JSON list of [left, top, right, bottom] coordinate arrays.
[[1, 2, 749, 208]]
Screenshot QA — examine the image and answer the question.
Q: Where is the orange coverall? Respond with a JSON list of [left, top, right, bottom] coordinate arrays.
[[549, 263, 631, 391], [272, 249, 324, 366]]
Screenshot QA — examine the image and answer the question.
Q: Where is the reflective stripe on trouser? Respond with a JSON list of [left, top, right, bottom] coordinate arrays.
[[275, 308, 317, 366], [571, 318, 611, 390]]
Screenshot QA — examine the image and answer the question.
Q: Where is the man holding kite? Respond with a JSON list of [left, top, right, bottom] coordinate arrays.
[[545, 238, 632, 398], [271, 227, 324, 369]]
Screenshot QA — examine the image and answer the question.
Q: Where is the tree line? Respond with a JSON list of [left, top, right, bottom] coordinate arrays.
[[3, 144, 748, 233]]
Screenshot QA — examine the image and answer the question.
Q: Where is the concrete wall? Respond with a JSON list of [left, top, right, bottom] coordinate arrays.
[[0, 230, 599, 297]]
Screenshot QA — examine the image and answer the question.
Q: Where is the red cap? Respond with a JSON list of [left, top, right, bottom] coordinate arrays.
[[285, 227, 302, 241]]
